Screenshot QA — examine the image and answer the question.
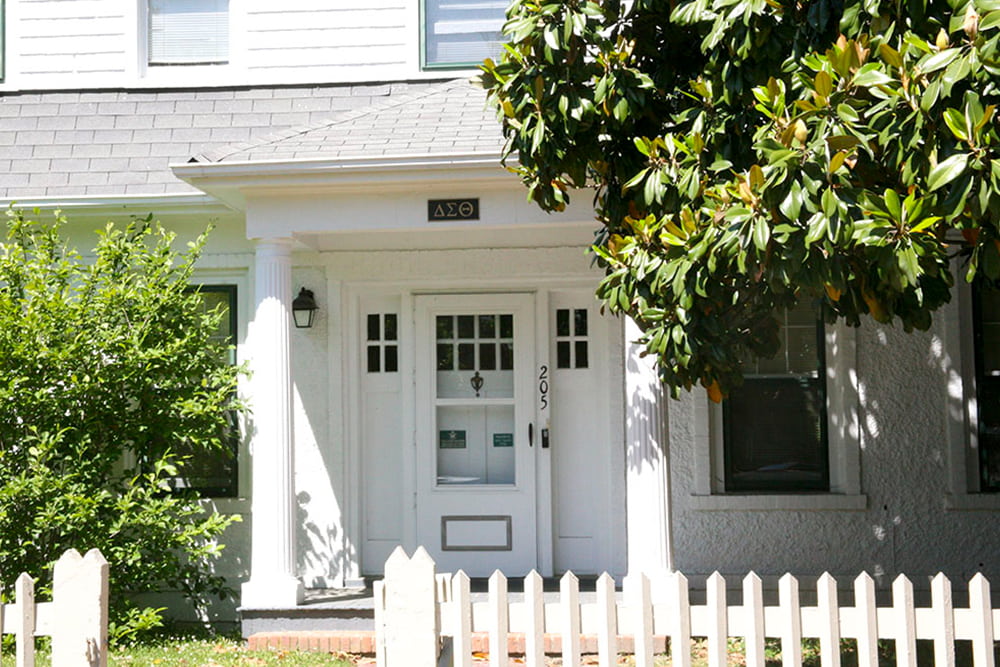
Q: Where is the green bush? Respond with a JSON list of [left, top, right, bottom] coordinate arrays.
[[0, 208, 244, 642]]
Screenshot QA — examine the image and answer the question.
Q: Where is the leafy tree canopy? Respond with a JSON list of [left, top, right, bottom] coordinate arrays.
[[0, 209, 244, 642], [482, 0, 1000, 398]]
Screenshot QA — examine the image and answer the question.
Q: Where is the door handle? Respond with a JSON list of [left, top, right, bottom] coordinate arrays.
[[528, 422, 534, 447]]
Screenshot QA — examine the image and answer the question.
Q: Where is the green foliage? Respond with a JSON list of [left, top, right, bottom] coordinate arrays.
[[0, 209, 244, 641], [482, 0, 1000, 396]]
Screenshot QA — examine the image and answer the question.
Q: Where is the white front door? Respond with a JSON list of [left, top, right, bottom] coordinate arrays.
[[414, 293, 537, 575]]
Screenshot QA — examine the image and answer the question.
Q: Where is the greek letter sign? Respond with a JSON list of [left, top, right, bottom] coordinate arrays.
[[428, 198, 479, 221]]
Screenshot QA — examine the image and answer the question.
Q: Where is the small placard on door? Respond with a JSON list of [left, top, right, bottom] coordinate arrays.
[[439, 430, 467, 449], [492, 433, 514, 448]]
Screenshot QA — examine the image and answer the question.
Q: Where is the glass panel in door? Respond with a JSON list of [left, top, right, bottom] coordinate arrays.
[[434, 312, 516, 485]]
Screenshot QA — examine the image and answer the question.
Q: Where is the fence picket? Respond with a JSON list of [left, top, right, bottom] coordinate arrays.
[[626, 573, 653, 667], [524, 571, 545, 667], [373, 553, 1000, 667], [817, 573, 841, 667], [854, 573, 878, 667], [560, 571, 581, 667], [669, 572, 692, 667], [778, 574, 802, 667], [452, 571, 472, 667], [893, 575, 917, 667], [15, 572, 35, 667], [488, 571, 508, 667], [930, 573, 956, 667], [742, 573, 765, 667], [969, 573, 995, 667], [596, 573, 617, 667], [706, 572, 727, 667]]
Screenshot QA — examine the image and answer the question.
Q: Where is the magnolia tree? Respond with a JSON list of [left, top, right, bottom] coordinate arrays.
[[482, 0, 1000, 397], [0, 209, 244, 642]]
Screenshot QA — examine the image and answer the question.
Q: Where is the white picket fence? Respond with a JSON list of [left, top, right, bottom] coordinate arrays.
[[1, 548, 109, 667], [374, 546, 1000, 667]]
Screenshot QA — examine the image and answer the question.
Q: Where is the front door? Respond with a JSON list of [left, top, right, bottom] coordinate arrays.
[[414, 293, 537, 575]]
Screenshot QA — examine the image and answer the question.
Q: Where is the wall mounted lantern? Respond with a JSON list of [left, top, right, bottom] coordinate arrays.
[[292, 287, 319, 329]]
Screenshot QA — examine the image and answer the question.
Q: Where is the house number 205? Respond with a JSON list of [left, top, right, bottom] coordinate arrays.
[[538, 365, 549, 410]]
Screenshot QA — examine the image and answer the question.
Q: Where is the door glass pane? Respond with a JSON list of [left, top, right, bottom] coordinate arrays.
[[435, 311, 516, 485]]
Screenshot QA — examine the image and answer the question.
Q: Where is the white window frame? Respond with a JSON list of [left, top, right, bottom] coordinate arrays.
[[420, 0, 506, 70], [943, 274, 1000, 510], [689, 319, 866, 511]]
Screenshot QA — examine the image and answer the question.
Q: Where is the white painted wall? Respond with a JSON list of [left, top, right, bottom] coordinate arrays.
[[667, 306, 1000, 590], [1, 0, 462, 91]]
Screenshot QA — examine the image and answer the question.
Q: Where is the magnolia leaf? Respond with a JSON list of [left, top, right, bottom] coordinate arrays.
[[927, 153, 970, 191]]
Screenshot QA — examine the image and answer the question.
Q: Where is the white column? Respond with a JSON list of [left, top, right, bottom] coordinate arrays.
[[242, 238, 304, 608], [624, 317, 674, 578]]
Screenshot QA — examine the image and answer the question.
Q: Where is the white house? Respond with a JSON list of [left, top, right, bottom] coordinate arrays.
[[1, 0, 997, 630]]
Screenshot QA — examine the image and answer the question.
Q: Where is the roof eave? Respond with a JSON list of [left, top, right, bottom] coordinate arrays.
[[171, 152, 516, 210], [0, 193, 234, 218]]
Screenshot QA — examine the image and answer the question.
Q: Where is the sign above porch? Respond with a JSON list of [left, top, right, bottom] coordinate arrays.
[[428, 198, 479, 222]]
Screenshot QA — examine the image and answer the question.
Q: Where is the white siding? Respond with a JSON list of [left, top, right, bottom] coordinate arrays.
[[15, 0, 130, 79]]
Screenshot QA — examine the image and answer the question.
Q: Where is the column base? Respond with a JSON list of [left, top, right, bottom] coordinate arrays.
[[241, 575, 305, 609]]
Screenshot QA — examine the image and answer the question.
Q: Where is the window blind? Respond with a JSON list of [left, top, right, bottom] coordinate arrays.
[[149, 0, 229, 65], [424, 0, 505, 68]]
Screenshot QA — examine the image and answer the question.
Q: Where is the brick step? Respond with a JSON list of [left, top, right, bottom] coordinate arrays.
[[248, 630, 670, 656]]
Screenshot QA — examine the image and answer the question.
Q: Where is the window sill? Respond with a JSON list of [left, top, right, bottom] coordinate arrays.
[[198, 497, 251, 514], [688, 493, 868, 512], [944, 493, 1000, 511]]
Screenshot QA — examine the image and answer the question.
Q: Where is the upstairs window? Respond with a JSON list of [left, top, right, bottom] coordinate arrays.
[[973, 281, 1000, 492], [723, 304, 829, 492], [423, 0, 505, 69], [148, 0, 229, 66]]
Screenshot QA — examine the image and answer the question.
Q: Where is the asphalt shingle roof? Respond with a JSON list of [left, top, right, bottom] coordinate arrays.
[[0, 79, 472, 200], [191, 78, 503, 164]]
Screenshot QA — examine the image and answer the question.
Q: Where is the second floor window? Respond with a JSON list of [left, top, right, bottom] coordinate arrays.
[[423, 0, 505, 69], [148, 0, 229, 66]]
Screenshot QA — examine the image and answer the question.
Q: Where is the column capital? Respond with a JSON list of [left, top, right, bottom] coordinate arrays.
[[254, 237, 294, 258]]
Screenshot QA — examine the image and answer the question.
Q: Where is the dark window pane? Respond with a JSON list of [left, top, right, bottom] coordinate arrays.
[[500, 314, 513, 338], [574, 309, 588, 336], [575, 341, 589, 368], [367, 345, 381, 373], [367, 314, 380, 341], [480, 343, 496, 370], [384, 345, 398, 373], [436, 315, 453, 340], [479, 314, 496, 338], [500, 342, 514, 370], [437, 343, 454, 370], [457, 315, 475, 339], [458, 343, 475, 370], [556, 309, 570, 337], [557, 341, 571, 368], [384, 314, 398, 341], [724, 377, 828, 492]]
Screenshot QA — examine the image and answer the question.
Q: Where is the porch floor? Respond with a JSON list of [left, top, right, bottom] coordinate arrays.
[[240, 577, 607, 637]]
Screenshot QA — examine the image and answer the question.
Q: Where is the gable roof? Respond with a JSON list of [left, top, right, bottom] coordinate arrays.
[[0, 79, 476, 202], [189, 78, 503, 165]]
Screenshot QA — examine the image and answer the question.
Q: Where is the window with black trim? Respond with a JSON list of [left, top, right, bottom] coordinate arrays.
[[723, 304, 828, 492], [367, 313, 399, 373], [148, 0, 229, 66], [169, 285, 239, 497], [555, 308, 588, 369], [422, 0, 504, 69], [973, 281, 1000, 492]]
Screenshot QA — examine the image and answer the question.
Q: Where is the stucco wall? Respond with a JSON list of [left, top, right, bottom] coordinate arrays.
[[668, 306, 1000, 590]]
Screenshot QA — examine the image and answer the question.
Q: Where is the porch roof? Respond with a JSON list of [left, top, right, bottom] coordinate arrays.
[[188, 78, 504, 165]]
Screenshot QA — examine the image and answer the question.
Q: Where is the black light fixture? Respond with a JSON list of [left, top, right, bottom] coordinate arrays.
[[292, 287, 319, 329]]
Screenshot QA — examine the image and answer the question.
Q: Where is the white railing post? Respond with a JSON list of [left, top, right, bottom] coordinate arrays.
[[596, 573, 617, 667], [51, 548, 109, 667], [854, 573, 878, 667], [524, 571, 545, 667], [560, 571, 581, 667], [778, 573, 802, 667], [378, 546, 438, 667], [706, 572, 727, 667], [487, 571, 508, 667], [451, 571, 472, 667], [930, 573, 955, 667], [817, 573, 841, 667], [969, 573, 995, 667], [669, 572, 692, 667], [892, 575, 917, 667], [15, 572, 35, 667]]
